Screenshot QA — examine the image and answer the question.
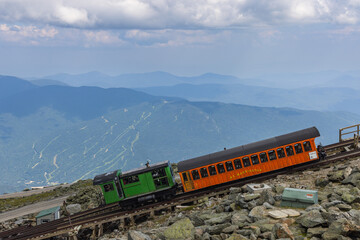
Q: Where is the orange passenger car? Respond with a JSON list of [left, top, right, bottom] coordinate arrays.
[[177, 127, 320, 192]]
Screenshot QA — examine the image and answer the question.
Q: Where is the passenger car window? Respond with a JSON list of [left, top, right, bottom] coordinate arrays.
[[182, 172, 188, 182], [303, 141, 312, 151], [208, 166, 217, 176], [200, 168, 209, 178], [268, 150, 277, 160], [191, 170, 200, 180], [234, 159, 242, 169], [294, 143, 303, 154], [226, 161, 234, 171], [242, 157, 251, 167], [251, 155, 260, 165], [285, 146, 294, 156], [217, 163, 226, 173], [260, 152, 268, 163], [277, 148, 286, 158]]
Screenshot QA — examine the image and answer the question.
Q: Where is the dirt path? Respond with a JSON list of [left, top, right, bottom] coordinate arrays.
[[0, 196, 69, 222]]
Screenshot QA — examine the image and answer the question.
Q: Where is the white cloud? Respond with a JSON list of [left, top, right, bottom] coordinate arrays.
[[0, 24, 58, 44], [0, 0, 359, 31]]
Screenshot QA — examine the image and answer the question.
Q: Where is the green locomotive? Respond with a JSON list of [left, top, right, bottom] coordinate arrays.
[[93, 161, 177, 206]]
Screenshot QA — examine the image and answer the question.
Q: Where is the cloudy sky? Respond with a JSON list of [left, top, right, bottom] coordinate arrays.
[[0, 0, 360, 77]]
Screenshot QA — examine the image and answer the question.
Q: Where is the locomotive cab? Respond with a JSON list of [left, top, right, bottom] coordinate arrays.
[[93, 170, 124, 204]]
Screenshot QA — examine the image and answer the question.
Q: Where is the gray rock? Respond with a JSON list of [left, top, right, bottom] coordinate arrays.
[[322, 218, 360, 240], [235, 194, 248, 209], [342, 172, 360, 187], [257, 190, 275, 205], [315, 178, 330, 187], [342, 192, 360, 204], [206, 223, 231, 235], [306, 204, 324, 211], [215, 205, 225, 213], [247, 200, 257, 210], [263, 202, 275, 209], [297, 210, 326, 228], [236, 229, 253, 236], [128, 230, 151, 240], [230, 187, 242, 194], [306, 227, 327, 238], [231, 212, 251, 227], [225, 233, 248, 240], [243, 193, 260, 202], [328, 193, 342, 202], [66, 204, 82, 215], [328, 170, 346, 182], [222, 225, 239, 234], [204, 213, 231, 225], [275, 185, 285, 194], [272, 223, 294, 240], [337, 203, 352, 211], [248, 206, 267, 221], [322, 200, 343, 209], [163, 217, 195, 240], [190, 214, 205, 227]]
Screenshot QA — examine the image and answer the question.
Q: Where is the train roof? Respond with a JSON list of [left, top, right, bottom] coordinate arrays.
[[93, 170, 119, 185], [120, 161, 170, 178], [177, 127, 320, 172]]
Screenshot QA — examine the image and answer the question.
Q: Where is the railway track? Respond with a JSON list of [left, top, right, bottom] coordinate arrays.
[[1, 140, 359, 240]]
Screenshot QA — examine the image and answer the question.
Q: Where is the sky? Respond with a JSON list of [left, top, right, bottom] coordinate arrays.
[[0, 0, 360, 78]]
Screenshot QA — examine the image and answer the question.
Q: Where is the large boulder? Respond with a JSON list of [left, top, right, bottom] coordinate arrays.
[[297, 210, 326, 228], [128, 230, 151, 240], [163, 217, 195, 240]]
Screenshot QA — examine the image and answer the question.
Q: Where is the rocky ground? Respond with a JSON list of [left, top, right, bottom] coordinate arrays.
[[97, 157, 360, 240], [2, 157, 360, 240]]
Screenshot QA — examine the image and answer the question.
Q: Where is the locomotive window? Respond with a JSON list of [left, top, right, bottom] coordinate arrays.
[[285, 146, 294, 156], [268, 150, 277, 160], [182, 172, 188, 182], [104, 183, 114, 192], [234, 159, 242, 169], [152, 168, 166, 178], [154, 178, 169, 188], [242, 157, 251, 167], [251, 155, 260, 165], [259, 152, 268, 163], [294, 143, 303, 154], [208, 166, 217, 176], [226, 161, 234, 171], [200, 168, 209, 178], [123, 175, 139, 185], [217, 163, 226, 173], [277, 148, 286, 158], [303, 141, 312, 151]]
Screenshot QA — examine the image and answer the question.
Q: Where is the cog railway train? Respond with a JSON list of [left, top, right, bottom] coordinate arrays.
[[94, 127, 322, 207]]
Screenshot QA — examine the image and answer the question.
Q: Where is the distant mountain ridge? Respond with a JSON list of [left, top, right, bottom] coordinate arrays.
[[0, 74, 359, 194]]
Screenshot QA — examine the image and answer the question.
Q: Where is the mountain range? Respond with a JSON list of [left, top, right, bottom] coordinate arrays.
[[33, 71, 360, 115], [0, 74, 359, 194]]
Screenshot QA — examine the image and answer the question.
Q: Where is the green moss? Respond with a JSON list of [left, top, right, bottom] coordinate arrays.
[[0, 180, 93, 212]]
